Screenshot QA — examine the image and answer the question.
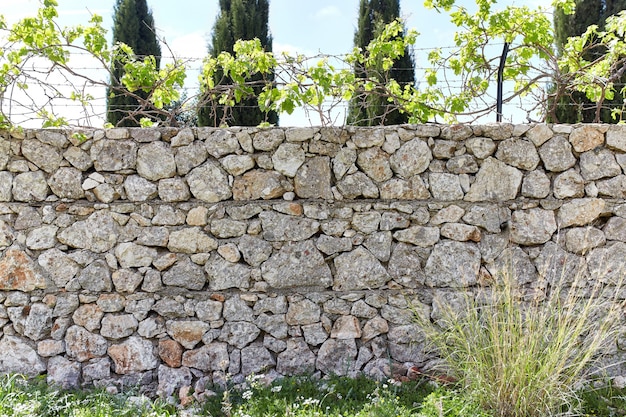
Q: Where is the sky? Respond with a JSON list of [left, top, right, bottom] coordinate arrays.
[[0, 0, 536, 127]]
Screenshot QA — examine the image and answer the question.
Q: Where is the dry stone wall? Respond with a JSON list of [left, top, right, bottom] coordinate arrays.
[[1, 124, 626, 396]]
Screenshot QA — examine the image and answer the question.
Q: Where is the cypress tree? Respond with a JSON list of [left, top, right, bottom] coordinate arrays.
[[348, 0, 415, 126], [552, 0, 626, 123], [107, 0, 161, 127], [198, 0, 278, 127]]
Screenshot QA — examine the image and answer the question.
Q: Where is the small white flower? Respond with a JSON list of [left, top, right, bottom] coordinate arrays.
[[270, 385, 282, 393], [242, 390, 253, 400]]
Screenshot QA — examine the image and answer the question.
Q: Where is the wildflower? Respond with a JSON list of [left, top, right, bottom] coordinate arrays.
[[270, 385, 282, 393], [242, 390, 253, 401]]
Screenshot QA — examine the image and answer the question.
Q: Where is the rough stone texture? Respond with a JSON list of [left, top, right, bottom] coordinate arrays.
[[464, 158, 522, 201], [4, 125, 626, 393]]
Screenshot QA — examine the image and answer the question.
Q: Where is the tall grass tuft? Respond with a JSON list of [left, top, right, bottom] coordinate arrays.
[[415, 252, 625, 417]]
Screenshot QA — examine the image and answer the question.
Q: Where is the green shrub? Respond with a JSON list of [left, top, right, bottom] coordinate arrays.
[[418, 389, 490, 417], [415, 253, 624, 417]]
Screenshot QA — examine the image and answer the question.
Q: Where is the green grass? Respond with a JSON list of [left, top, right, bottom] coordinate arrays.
[[0, 373, 625, 416], [414, 253, 625, 417]]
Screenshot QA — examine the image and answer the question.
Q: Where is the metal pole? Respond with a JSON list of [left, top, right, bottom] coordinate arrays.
[[496, 42, 510, 122]]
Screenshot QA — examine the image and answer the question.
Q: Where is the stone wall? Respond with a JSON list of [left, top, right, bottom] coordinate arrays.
[[1, 124, 626, 397]]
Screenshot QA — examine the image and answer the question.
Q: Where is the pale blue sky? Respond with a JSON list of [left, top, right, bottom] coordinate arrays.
[[0, 0, 535, 126]]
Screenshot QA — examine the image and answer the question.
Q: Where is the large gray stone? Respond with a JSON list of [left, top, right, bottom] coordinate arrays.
[[357, 148, 393, 182], [77, 260, 112, 292], [137, 142, 176, 180], [123, 175, 158, 201], [272, 143, 305, 177], [108, 336, 158, 374], [389, 138, 432, 178], [91, 139, 137, 171], [157, 365, 192, 398], [294, 156, 333, 199], [100, 314, 138, 339], [38, 248, 80, 288], [240, 344, 276, 375], [566, 227, 606, 255], [206, 253, 251, 290], [393, 226, 440, 247], [333, 247, 390, 290], [48, 167, 84, 199], [538, 136, 576, 172], [510, 208, 557, 245], [13, 171, 49, 201], [580, 149, 622, 181], [261, 240, 332, 288], [164, 257, 207, 290], [47, 356, 81, 389], [587, 242, 626, 284], [260, 211, 319, 241], [316, 338, 357, 376], [495, 138, 540, 170], [558, 198, 605, 228], [336, 172, 379, 198], [65, 325, 108, 362], [21, 139, 62, 173], [58, 211, 118, 253], [182, 342, 230, 372], [424, 241, 481, 287], [429, 173, 464, 200], [0, 336, 45, 376], [218, 321, 260, 349], [187, 161, 232, 202], [464, 158, 522, 201], [204, 130, 241, 157], [238, 234, 273, 267], [276, 338, 316, 375]]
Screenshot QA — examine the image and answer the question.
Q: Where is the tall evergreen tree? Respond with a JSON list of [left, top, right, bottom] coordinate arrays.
[[198, 0, 277, 127], [347, 0, 415, 126], [552, 0, 626, 123], [107, 0, 161, 127]]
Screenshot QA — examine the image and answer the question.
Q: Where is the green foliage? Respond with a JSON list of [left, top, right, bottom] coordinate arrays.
[[348, 0, 415, 126], [418, 389, 490, 417], [414, 254, 624, 417], [107, 0, 162, 127], [552, 0, 626, 123], [198, 0, 278, 127]]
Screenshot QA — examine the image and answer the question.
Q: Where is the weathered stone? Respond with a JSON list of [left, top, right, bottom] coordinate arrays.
[[25, 225, 58, 251], [233, 234, 271, 267], [168, 227, 217, 253], [48, 167, 85, 199], [525, 124, 554, 146], [553, 169, 584, 199], [233, 169, 288, 200], [466, 137, 496, 158], [204, 130, 240, 157], [262, 240, 331, 288], [21, 139, 62, 173], [362, 316, 389, 342], [58, 211, 118, 253], [566, 227, 606, 255], [587, 242, 626, 284], [175, 141, 208, 175], [389, 138, 432, 178], [0, 248, 47, 291], [334, 247, 390, 291], [164, 257, 207, 290], [441, 223, 481, 242], [158, 339, 183, 368], [0, 172, 12, 201], [379, 176, 430, 200], [136, 142, 176, 181], [433, 139, 456, 158], [21, 303, 52, 341], [465, 158, 522, 201], [210, 219, 247, 238], [393, 226, 440, 247], [219, 155, 255, 177], [285, 299, 320, 325], [37, 339, 65, 357], [276, 338, 316, 375], [607, 126, 626, 152], [13, 171, 49, 201], [0, 336, 43, 378], [259, 211, 319, 241], [538, 135, 576, 172], [580, 149, 622, 181], [170, 127, 194, 147], [218, 321, 260, 349], [603, 216, 626, 242], [157, 365, 192, 397], [495, 137, 540, 170], [157, 177, 190, 202], [82, 358, 111, 383], [253, 129, 284, 151], [356, 148, 392, 182], [293, 156, 333, 199], [271, 143, 305, 177], [65, 325, 108, 362], [425, 241, 481, 287], [113, 242, 156, 269], [166, 320, 210, 349], [108, 336, 158, 374], [558, 198, 605, 228], [569, 125, 605, 152], [240, 344, 276, 375], [387, 243, 426, 287], [597, 176, 626, 198], [337, 172, 379, 198], [333, 148, 357, 184], [446, 155, 479, 174], [187, 161, 232, 202], [299, 323, 327, 346], [429, 173, 464, 200], [315, 235, 352, 255], [463, 205, 511, 233], [488, 246, 537, 285], [0, 139, 10, 170], [183, 342, 230, 371], [100, 314, 138, 339], [330, 316, 361, 339], [77, 260, 112, 292], [363, 231, 392, 262], [316, 338, 357, 376], [535, 242, 584, 285], [510, 208, 557, 245], [72, 304, 103, 332], [91, 139, 137, 171], [353, 128, 385, 148], [440, 124, 473, 141], [123, 175, 158, 201], [52, 294, 80, 317], [204, 253, 250, 290]]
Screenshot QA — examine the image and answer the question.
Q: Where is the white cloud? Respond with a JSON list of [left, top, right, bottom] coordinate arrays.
[[314, 6, 341, 20]]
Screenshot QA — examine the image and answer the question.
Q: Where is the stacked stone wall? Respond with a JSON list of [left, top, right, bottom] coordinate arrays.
[[0, 124, 626, 396]]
